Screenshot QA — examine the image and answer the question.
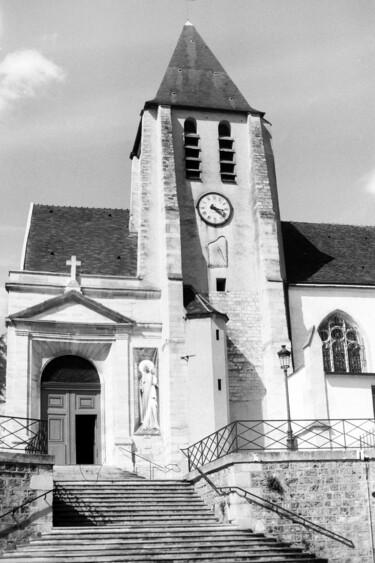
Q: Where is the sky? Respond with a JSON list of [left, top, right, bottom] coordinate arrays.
[[0, 0, 374, 325]]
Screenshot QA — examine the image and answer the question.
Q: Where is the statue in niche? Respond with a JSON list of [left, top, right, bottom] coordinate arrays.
[[208, 237, 228, 268], [138, 360, 159, 434]]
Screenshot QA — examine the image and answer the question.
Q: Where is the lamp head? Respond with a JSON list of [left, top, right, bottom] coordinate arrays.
[[277, 345, 291, 370]]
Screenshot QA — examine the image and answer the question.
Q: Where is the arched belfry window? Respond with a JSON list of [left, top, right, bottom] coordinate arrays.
[[318, 312, 365, 374], [184, 118, 201, 180], [218, 121, 236, 182]]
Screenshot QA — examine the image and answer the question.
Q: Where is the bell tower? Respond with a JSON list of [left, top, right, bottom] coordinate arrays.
[[130, 22, 291, 429]]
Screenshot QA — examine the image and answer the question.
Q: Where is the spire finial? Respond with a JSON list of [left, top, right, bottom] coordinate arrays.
[[185, 0, 195, 22]]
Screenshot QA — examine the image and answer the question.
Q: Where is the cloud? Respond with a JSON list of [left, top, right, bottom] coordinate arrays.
[[359, 169, 375, 195], [0, 50, 65, 113]]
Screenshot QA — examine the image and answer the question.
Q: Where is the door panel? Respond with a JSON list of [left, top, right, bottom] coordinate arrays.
[[48, 416, 67, 464], [42, 386, 100, 465], [42, 391, 69, 464]]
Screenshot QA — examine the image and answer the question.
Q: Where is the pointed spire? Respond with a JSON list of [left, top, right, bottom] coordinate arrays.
[[147, 23, 263, 115]]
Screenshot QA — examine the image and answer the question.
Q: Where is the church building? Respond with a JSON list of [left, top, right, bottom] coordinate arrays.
[[3, 23, 375, 470]]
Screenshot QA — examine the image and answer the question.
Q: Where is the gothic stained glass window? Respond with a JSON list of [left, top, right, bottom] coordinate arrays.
[[318, 313, 365, 374]]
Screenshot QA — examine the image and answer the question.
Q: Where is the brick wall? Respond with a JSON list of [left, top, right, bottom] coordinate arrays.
[[189, 450, 375, 563], [0, 452, 54, 552]]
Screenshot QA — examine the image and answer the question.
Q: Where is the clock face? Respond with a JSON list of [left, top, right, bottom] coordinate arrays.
[[196, 193, 233, 226]]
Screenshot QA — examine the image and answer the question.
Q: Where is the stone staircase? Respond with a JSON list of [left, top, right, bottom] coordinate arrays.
[[0, 477, 328, 562]]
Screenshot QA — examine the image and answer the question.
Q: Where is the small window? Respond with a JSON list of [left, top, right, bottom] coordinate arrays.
[[318, 312, 365, 374], [218, 379, 222, 391], [184, 119, 201, 180], [216, 330, 220, 341], [218, 121, 236, 182], [216, 278, 226, 292]]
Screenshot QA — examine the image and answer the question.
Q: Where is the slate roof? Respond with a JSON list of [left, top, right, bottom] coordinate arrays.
[[282, 221, 375, 285], [185, 293, 228, 321], [23, 205, 138, 277], [146, 22, 263, 115]]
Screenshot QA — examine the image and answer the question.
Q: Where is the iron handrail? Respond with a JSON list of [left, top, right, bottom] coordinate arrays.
[[182, 418, 375, 471], [0, 488, 53, 522], [119, 446, 180, 479], [182, 454, 354, 550], [219, 486, 355, 549]]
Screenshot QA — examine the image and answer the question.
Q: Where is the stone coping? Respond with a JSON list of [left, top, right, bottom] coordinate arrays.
[[0, 450, 54, 466], [186, 449, 375, 482]]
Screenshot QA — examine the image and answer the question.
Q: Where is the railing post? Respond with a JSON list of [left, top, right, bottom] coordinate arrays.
[[235, 421, 239, 453], [343, 420, 347, 449]]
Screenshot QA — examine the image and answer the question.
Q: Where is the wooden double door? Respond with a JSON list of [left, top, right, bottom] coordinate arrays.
[[41, 383, 101, 465]]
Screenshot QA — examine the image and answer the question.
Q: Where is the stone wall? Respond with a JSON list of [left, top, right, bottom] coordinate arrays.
[[0, 452, 54, 552], [188, 450, 375, 563]]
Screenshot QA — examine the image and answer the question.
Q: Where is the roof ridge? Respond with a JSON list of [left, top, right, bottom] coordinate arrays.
[[195, 293, 212, 313], [282, 220, 375, 229], [33, 203, 129, 212]]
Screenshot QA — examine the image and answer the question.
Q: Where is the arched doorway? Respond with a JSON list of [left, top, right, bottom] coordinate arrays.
[[41, 355, 101, 465]]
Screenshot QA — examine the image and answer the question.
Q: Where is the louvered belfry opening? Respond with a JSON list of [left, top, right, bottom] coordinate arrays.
[[218, 121, 236, 182], [184, 118, 201, 180]]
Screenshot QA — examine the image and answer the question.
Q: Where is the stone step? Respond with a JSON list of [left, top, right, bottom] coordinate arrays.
[[54, 498, 206, 504], [0, 478, 328, 563], [26, 538, 288, 548], [14, 542, 309, 554], [55, 494, 200, 501], [0, 554, 329, 562], [54, 479, 190, 485], [54, 505, 214, 513], [54, 516, 222, 527], [53, 466, 145, 482]]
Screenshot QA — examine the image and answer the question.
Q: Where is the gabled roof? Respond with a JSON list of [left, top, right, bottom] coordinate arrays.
[[185, 293, 228, 321], [7, 290, 135, 325], [282, 221, 375, 285], [146, 22, 263, 115], [23, 205, 137, 277]]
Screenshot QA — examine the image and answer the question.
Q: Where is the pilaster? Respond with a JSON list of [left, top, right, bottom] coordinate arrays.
[[4, 326, 30, 418], [157, 105, 189, 463], [249, 114, 290, 418]]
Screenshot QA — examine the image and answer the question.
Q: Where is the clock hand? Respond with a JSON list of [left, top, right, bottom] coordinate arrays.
[[210, 204, 226, 218]]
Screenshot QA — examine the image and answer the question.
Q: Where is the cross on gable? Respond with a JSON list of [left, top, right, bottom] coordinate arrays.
[[66, 256, 81, 280]]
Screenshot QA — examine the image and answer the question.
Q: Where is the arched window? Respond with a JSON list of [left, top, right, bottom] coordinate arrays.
[[318, 312, 365, 374], [218, 121, 236, 182], [184, 118, 201, 180]]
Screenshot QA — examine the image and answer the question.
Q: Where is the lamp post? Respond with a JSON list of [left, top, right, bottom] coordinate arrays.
[[277, 345, 297, 451]]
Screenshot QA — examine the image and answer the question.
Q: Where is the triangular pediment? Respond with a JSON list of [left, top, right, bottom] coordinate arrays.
[[7, 290, 135, 325]]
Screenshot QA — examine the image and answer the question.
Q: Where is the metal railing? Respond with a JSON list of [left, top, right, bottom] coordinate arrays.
[[0, 415, 47, 455], [360, 428, 375, 449], [119, 446, 181, 479], [182, 419, 375, 471], [220, 486, 355, 549], [185, 461, 354, 549]]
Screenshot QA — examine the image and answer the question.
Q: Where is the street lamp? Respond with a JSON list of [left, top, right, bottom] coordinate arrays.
[[277, 345, 297, 451]]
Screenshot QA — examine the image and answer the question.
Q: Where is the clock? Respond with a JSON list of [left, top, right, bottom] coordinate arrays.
[[196, 192, 233, 226]]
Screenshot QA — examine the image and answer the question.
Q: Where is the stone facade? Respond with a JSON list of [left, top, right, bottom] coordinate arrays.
[[189, 451, 375, 563], [0, 452, 53, 551], [5, 21, 369, 475]]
